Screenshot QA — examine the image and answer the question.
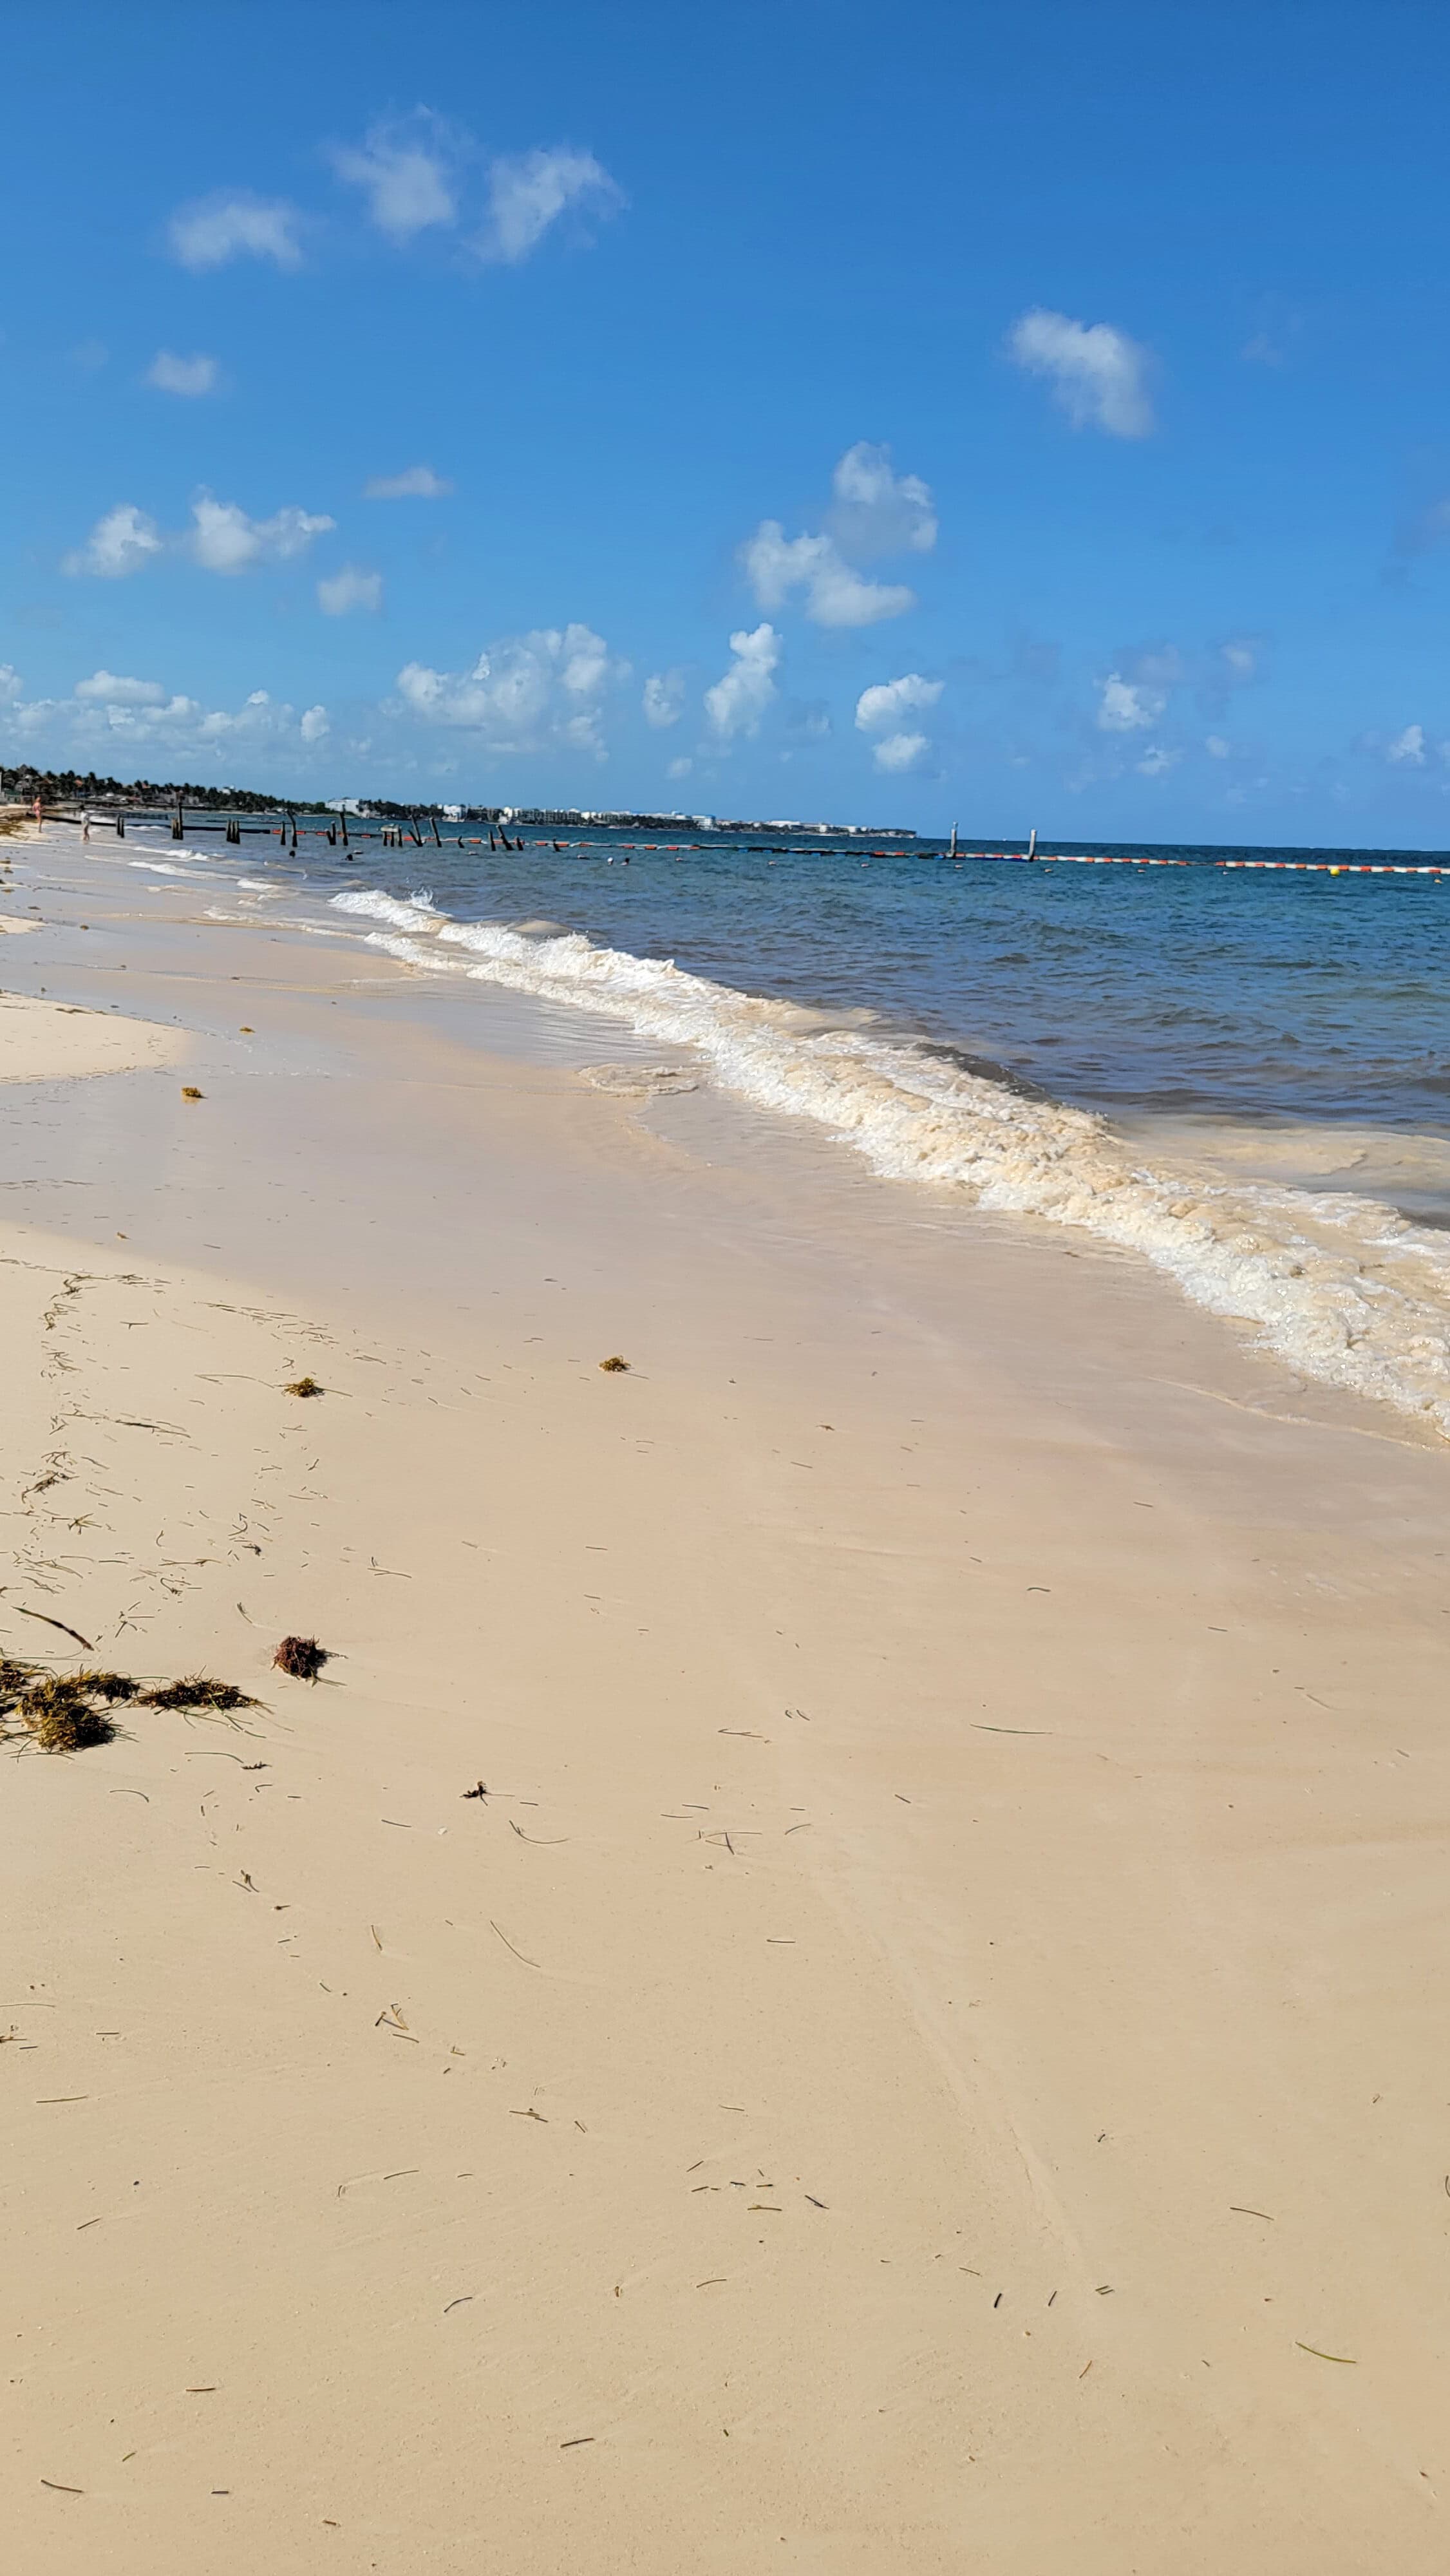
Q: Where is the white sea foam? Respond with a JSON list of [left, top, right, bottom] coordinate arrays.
[[330, 886, 1450, 1435]]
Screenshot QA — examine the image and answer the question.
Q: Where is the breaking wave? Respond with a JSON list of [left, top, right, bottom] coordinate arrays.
[[330, 886, 1450, 1436]]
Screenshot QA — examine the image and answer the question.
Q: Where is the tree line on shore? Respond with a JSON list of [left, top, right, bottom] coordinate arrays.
[[1, 767, 705, 831]]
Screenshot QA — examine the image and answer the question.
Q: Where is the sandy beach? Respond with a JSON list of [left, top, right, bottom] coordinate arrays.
[[5, 822, 1449, 2573]]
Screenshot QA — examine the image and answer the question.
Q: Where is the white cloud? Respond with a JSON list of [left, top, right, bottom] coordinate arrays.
[[106, 695, 203, 734], [1136, 746, 1181, 777], [167, 193, 303, 271], [1008, 307, 1154, 437], [1388, 723, 1426, 765], [854, 673, 943, 732], [62, 503, 164, 579], [738, 441, 936, 629], [1221, 640, 1257, 681], [317, 564, 383, 616], [704, 623, 780, 739], [147, 350, 219, 397], [476, 146, 621, 263], [872, 730, 928, 772], [643, 669, 686, 729], [364, 464, 453, 498], [14, 680, 296, 752], [65, 495, 332, 580], [0, 670, 343, 768], [1205, 734, 1230, 758], [0, 664, 24, 702], [666, 755, 692, 779], [829, 442, 937, 557], [73, 670, 167, 706], [331, 119, 457, 242], [741, 523, 914, 628], [186, 493, 335, 574], [1097, 671, 1164, 732], [395, 622, 625, 753]]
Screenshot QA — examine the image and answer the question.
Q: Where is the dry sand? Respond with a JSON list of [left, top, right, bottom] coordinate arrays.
[[3, 826, 1449, 2571]]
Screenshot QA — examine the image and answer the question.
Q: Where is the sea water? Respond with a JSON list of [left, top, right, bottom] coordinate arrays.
[[127, 825, 1450, 1435]]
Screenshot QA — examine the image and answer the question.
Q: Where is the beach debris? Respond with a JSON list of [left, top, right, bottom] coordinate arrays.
[[462, 1780, 489, 1800], [15, 1605, 95, 1650], [140, 1675, 256, 1711], [285, 1374, 323, 1398], [274, 1635, 328, 1681], [489, 1919, 542, 1970], [1296, 2342, 1357, 2363], [598, 1354, 630, 1373], [181, 1086, 203, 1101], [17, 1676, 118, 1753], [2, 1653, 261, 1752]]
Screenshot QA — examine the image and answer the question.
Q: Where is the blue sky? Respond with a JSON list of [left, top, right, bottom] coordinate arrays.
[[5, 0, 1450, 842]]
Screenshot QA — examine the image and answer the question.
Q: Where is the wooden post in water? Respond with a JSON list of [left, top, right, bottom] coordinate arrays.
[[431, 813, 442, 848], [172, 799, 184, 840]]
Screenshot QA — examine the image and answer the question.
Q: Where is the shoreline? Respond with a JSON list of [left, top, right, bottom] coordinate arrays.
[[4, 826, 1450, 2570]]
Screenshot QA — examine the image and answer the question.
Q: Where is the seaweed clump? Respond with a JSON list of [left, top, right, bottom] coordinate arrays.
[[17, 1674, 119, 1752], [139, 1674, 255, 1711], [273, 1635, 329, 1681], [285, 1376, 323, 1398], [598, 1354, 630, 1373], [0, 1655, 256, 1753], [1, 1658, 141, 1752]]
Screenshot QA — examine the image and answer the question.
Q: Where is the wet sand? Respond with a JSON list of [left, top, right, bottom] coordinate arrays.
[[3, 826, 1449, 2572]]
